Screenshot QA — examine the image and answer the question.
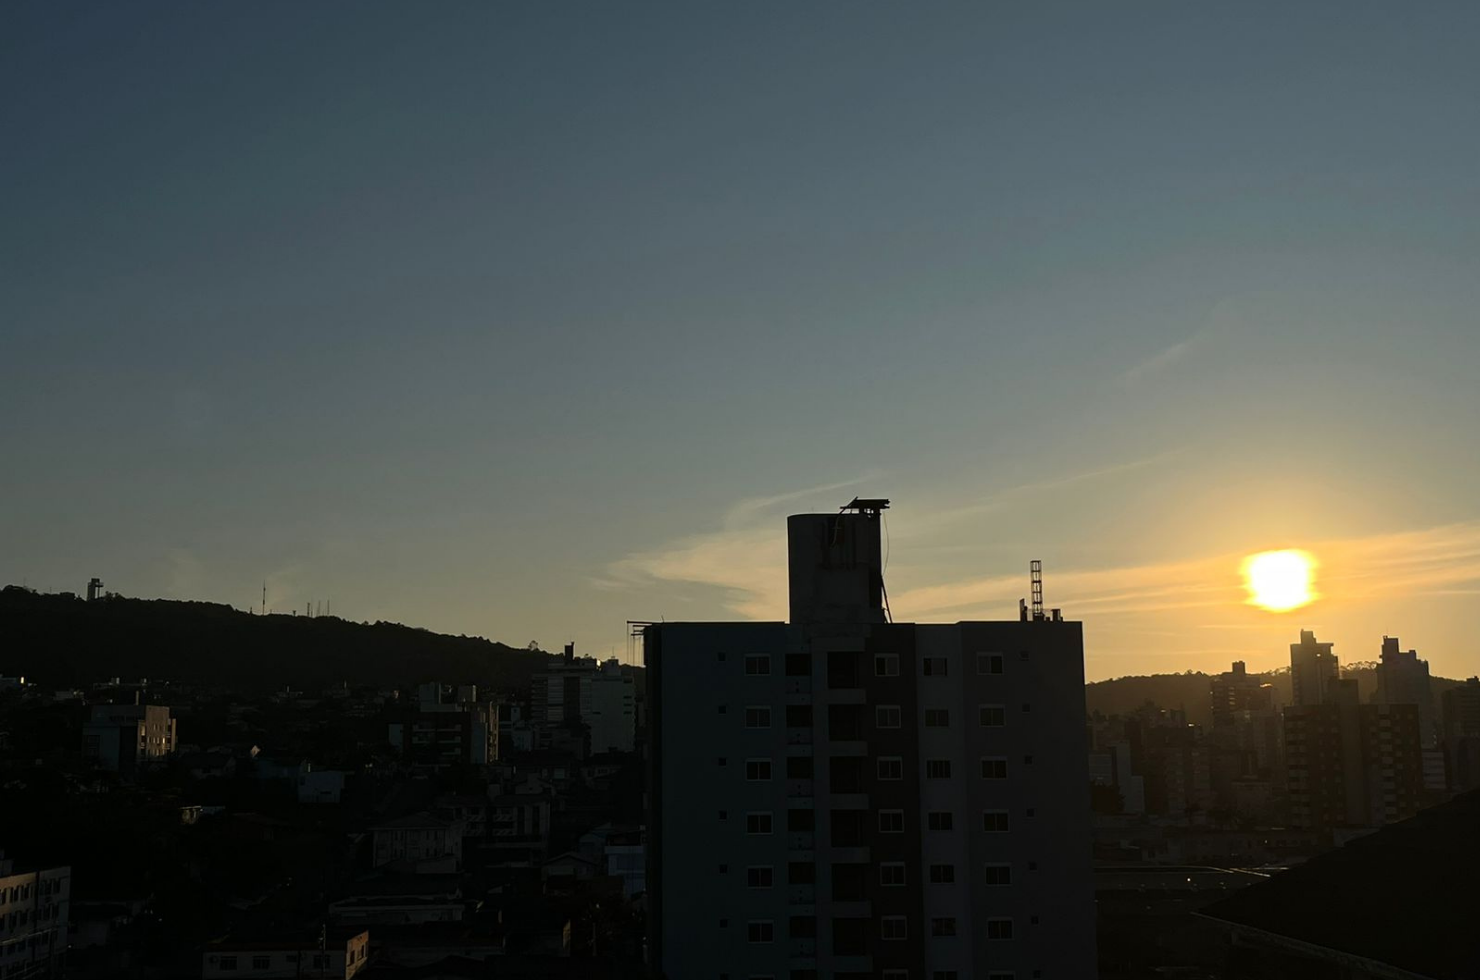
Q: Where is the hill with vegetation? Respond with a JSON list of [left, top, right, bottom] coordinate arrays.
[[0, 585, 561, 693]]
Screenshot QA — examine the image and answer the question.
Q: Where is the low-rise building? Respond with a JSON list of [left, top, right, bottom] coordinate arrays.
[[371, 814, 462, 874], [201, 930, 370, 979]]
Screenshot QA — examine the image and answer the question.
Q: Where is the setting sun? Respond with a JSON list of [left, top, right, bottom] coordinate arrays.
[[1242, 550, 1317, 612]]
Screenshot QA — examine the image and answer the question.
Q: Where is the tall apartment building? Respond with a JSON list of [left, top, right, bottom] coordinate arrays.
[[1289, 631, 1338, 707], [532, 648, 637, 754], [388, 685, 496, 769], [1284, 645, 1425, 831], [1373, 636, 1438, 745], [81, 703, 177, 774], [1440, 676, 1480, 792], [645, 501, 1095, 980], [0, 854, 70, 979], [1210, 661, 1273, 729]]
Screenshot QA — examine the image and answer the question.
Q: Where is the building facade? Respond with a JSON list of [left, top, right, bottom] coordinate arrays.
[[646, 502, 1096, 979], [0, 857, 70, 979], [81, 703, 176, 774]]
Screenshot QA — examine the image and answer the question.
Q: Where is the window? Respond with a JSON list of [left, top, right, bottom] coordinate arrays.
[[719, 864, 728, 873], [980, 704, 1006, 727], [832, 918, 868, 956], [874, 653, 899, 677], [987, 918, 1014, 940], [718, 757, 727, 767], [830, 756, 866, 792], [1023, 754, 1033, 765], [747, 921, 774, 943], [719, 705, 727, 714], [931, 917, 957, 937], [883, 972, 910, 980], [832, 863, 868, 900], [746, 759, 772, 781], [927, 811, 954, 831], [876, 705, 902, 728], [881, 916, 908, 940], [1021, 702, 1032, 713], [219, 958, 237, 972], [719, 810, 728, 820], [981, 757, 1008, 779], [786, 755, 813, 779], [828, 704, 865, 740], [746, 812, 773, 835], [718, 651, 727, 661], [935, 973, 962, 980], [747, 866, 774, 888], [880, 862, 906, 886], [924, 707, 950, 727], [877, 756, 903, 780], [878, 809, 904, 833], [792, 972, 820, 980], [788, 861, 815, 885], [831, 809, 868, 846], [985, 864, 1012, 885], [827, 651, 861, 689], [787, 808, 815, 832], [977, 652, 1004, 675], [786, 704, 813, 727], [252, 957, 270, 970], [745, 706, 772, 729], [1019, 649, 1030, 660], [983, 810, 1010, 832], [745, 655, 771, 676], [788, 915, 817, 939], [923, 657, 948, 676], [926, 759, 952, 779], [929, 864, 955, 884], [785, 653, 810, 676], [987, 974, 1015, 980]]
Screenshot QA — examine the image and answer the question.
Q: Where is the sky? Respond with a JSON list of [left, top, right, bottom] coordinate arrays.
[[4, 2, 1479, 681]]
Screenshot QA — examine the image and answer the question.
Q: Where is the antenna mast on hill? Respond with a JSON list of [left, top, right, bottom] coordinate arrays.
[[262, 582, 267, 616]]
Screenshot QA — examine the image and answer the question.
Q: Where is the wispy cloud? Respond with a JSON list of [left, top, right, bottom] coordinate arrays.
[[1117, 330, 1205, 388]]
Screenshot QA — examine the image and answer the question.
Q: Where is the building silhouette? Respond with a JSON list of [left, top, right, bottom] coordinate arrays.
[[643, 500, 1096, 979], [1283, 635, 1424, 831]]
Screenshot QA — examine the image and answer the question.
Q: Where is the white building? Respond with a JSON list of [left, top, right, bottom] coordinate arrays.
[[202, 931, 370, 979], [371, 813, 462, 873], [645, 501, 1097, 979], [0, 855, 70, 979]]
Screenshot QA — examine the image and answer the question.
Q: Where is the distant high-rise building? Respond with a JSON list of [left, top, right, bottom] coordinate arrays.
[[1211, 661, 1273, 728], [644, 501, 1096, 979], [1373, 636, 1438, 745], [82, 703, 177, 774], [1440, 676, 1480, 792], [1284, 671, 1424, 831], [530, 649, 637, 754], [1289, 631, 1339, 707]]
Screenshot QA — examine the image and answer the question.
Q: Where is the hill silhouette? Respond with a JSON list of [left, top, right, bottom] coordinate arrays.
[[0, 586, 561, 693]]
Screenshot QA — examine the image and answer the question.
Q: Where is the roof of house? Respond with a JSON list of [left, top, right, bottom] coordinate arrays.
[[1200, 789, 1480, 979], [373, 811, 453, 831]]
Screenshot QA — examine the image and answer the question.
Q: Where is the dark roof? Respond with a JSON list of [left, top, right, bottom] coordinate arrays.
[[373, 811, 452, 831], [1201, 789, 1480, 979]]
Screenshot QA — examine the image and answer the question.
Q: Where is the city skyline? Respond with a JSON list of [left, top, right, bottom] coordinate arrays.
[[5, 2, 1480, 681]]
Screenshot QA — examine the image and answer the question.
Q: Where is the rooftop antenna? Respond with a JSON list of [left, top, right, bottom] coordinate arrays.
[[1031, 560, 1044, 621], [262, 582, 267, 617]]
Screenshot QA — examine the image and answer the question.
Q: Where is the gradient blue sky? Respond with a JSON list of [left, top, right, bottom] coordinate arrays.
[[5, 2, 1479, 680]]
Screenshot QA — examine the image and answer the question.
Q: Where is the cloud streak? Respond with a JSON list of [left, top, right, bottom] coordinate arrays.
[[1116, 330, 1205, 388]]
